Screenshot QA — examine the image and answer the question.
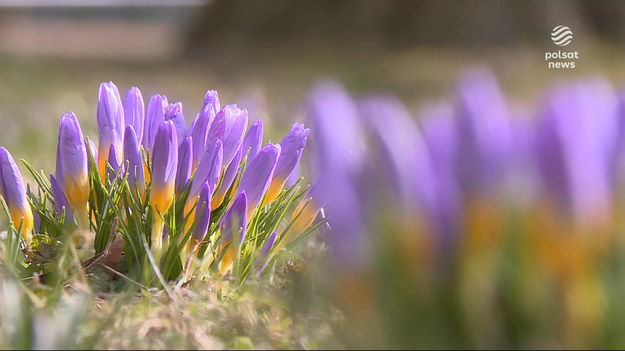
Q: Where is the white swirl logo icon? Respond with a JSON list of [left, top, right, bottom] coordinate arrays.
[[551, 25, 573, 46]]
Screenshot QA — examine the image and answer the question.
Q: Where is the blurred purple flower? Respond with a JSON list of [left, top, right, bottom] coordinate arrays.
[[255, 231, 277, 275], [219, 191, 248, 274]]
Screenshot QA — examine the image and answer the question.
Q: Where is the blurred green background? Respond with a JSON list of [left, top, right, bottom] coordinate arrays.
[[3, 0, 625, 175]]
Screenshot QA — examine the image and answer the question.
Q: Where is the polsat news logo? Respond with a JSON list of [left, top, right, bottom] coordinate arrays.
[[545, 25, 578, 69]]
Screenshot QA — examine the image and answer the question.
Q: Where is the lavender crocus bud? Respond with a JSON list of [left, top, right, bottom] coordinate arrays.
[[123, 87, 145, 143], [219, 191, 248, 275], [192, 181, 211, 243], [150, 120, 178, 215], [222, 106, 248, 167], [265, 123, 309, 203], [58, 112, 90, 229], [123, 125, 145, 196], [97, 82, 124, 183], [107, 144, 121, 183], [175, 136, 193, 197], [237, 143, 281, 218], [241, 119, 263, 161], [255, 231, 277, 275], [190, 90, 220, 169], [212, 146, 243, 209], [165, 102, 187, 145], [190, 140, 223, 201], [143, 94, 168, 153], [0, 147, 34, 245]]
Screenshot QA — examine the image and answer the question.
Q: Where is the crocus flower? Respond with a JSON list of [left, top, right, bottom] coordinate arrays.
[[222, 106, 248, 167], [150, 120, 178, 258], [123, 87, 144, 143], [50, 174, 74, 226], [57, 112, 90, 229], [219, 191, 247, 275], [453, 69, 512, 196], [534, 80, 617, 222], [0, 147, 34, 245], [265, 123, 309, 203], [143, 94, 168, 152], [165, 102, 187, 145], [123, 125, 145, 196], [255, 231, 277, 275], [211, 146, 242, 209], [175, 136, 193, 197], [150, 120, 178, 215], [190, 90, 220, 169], [97, 82, 124, 183], [242, 119, 263, 161], [237, 143, 281, 218]]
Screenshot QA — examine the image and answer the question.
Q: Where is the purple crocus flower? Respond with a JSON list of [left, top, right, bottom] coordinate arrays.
[[453, 69, 513, 196], [192, 181, 211, 243], [143, 94, 168, 152], [255, 231, 277, 275], [175, 136, 193, 196], [534, 80, 617, 221], [165, 102, 187, 145], [306, 80, 369, 270], [123, 125, 145, 196], [97, 82, 124, 182], [189, 90, 220, 169], [212, 146, 243, 209], [237, 143, 281, 218], [123, 87, 144, 143], [150, 120, 178, 215], [241, 119, 263, 161], [265, 122, 309, 203], [190, 140, 223, 201], [219, 191, 248, 275], [222, 106, 248, 167], [0, 147, 34, 244], [57, 112, 90, 229], [50, 174, 74, 225]]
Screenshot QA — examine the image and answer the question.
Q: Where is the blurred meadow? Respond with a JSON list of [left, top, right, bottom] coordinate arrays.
[[5, 0, 625, 349]]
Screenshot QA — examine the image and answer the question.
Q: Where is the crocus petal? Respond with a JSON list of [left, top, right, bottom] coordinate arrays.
[[165, 102, 187, 145], [123, 125, 145, 195], [175, 136, 193, 196], [97, 82, 124, 182], [190, 140, 223, 200], [190, 90, 220, 169], [150, 120, 178, 214], [222, 105, 248, 167], [107, 144, 121, 183], [265, 122, 309, 203], [0, 147, 34, 244], [212, 146, 243, 209], [220, 191, 248, 245], [242, 119, 264, 161], [143, 94, 168, 152], [237, 143, 281, 217], [123, 87, 145, 143], [206, 105, 240, 160], [50, 174, 74, 225], [192, 181, 211, 242]]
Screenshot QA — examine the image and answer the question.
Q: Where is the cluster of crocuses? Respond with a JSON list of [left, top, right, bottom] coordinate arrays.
[[306, 69, 625, 348], [0, 81, 315, 279]]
